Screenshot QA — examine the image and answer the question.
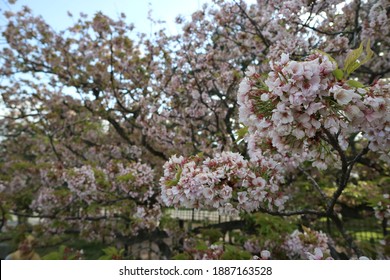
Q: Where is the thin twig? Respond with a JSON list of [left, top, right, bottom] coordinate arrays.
[[298, 166, 328, 204]]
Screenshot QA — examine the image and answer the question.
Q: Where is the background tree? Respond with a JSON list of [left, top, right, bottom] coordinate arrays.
[[0, 0, 389, 259]]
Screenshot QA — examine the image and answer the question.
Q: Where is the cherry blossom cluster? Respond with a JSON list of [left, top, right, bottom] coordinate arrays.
[[305, 247, 334, 260], [76, 219, 118, 243], [361, 0, 389, 40], [283, 228, 332, 260], [75, 204, 162, 240], [33, 161, 156, 207], [131, 204, 162, 233], [31, 165, 99, 208], [239, 54, 337, 170], [104, 161, 156, 202], [63, 165, 98, 204], [244, 240, 272, 259], [30, 161, 160, 238], [238, 53, 390, 169], [357, 81, 390, 163], [30, 167, 70, 215], [243, 239, 261, 255], [160, 152, 288, 215], [30, 185, 73, 216]]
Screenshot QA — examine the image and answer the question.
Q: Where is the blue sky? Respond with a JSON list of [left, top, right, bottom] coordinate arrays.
[[1, 0, 214, 35]]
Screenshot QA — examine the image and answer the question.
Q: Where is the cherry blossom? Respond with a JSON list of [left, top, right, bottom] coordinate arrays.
[[283, 228, 332, 260], [160, 152, 287, 214]]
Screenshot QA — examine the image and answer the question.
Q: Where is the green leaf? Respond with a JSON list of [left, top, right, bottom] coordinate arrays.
[[343, 40, 374, 77], [347, 61, 361, 76], [196, 152, 204, 157], [102, 246, 117, 256], [236, 126, 248, 142], [347, 80, 365, 88], [195, 241, 208, 251], [200, 228, 223, 244], [165, 166, 183, 187], [344, 42, 363, 76], [165, 179, 178, 187], [332, 69, 343, 81], [221, 245, 251, 260], [117, 173, 135, 183]]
